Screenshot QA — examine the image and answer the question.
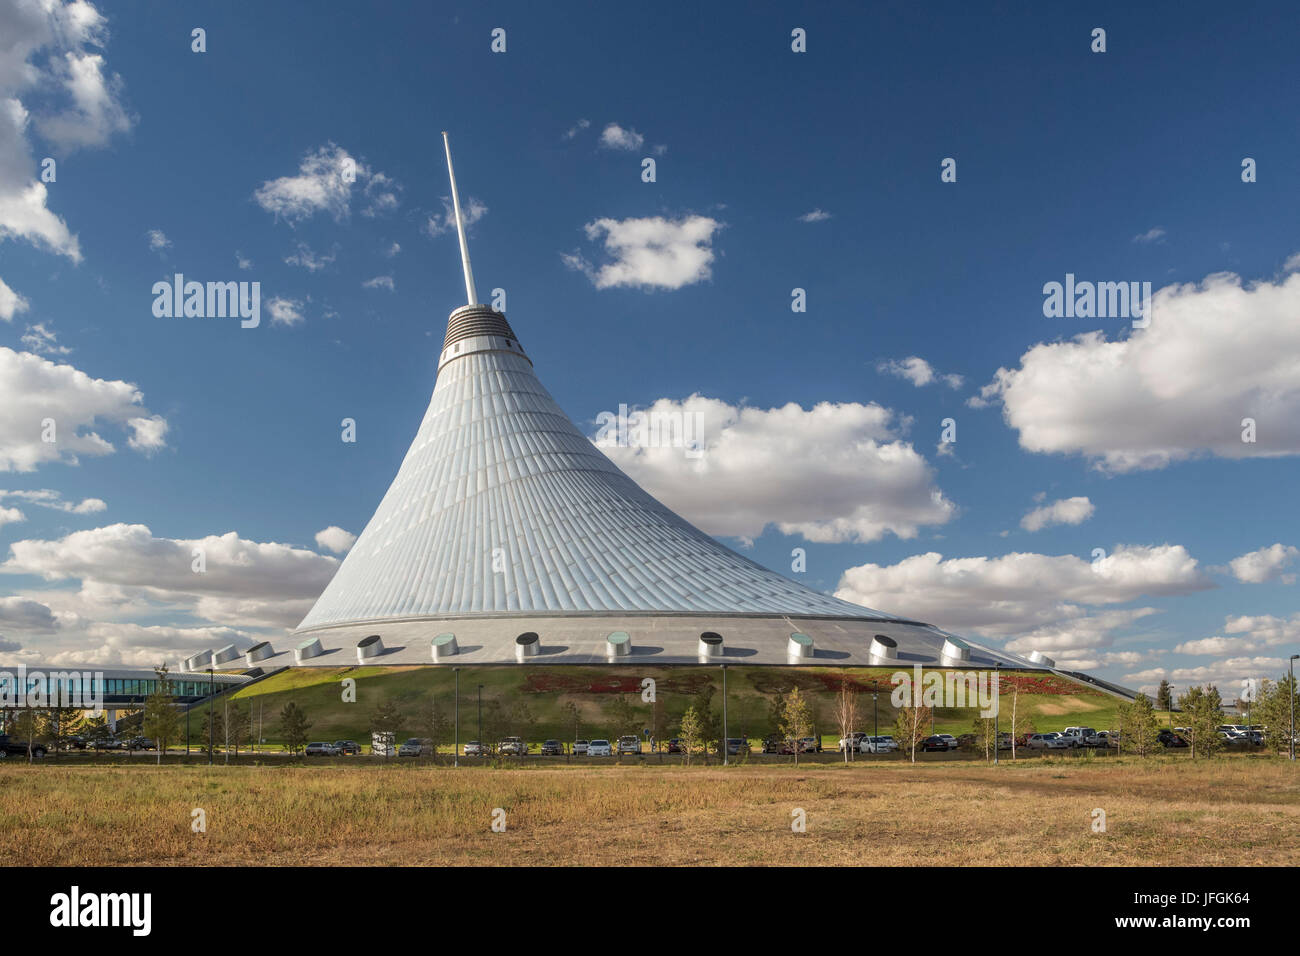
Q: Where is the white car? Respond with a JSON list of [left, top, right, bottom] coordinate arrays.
[[838, 732, 870, 752], [397, 738, 423, 757], [304, 741, 341, 756], [1060, 726, 1098, 748], [587, 739, 612, 757], [935, 734, 959, 750], [862, 735, 898, 753], [573, 739, 589, 755], [1026, 733, 1070, 750]]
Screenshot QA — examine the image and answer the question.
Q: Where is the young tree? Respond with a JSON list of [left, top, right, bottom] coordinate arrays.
[[893, 702, 933, 764], [560, 700, 581, 754], [678, 706, 704, 766], [779, 686, 813, 766], [972, 714, 997, 762], [225, 701, 251, 756], [1254, 676, 1299, 754], [279, 701, 312, 754], [369, 698, 403, 740], [1156, 679, 1173, 715], [1176, 685, 1223, 759], [10, 708, 45, 762], [198, 707, 224, 758], [141, 666, 182, 764], [419, 695, 450, 754], [693, 685, 719, 757], [1124, 693, 1160, 756], [834, 679, 860, 763], [1009, 686, 1035, 760]]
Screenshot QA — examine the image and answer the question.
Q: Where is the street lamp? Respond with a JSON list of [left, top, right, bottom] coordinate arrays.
[[207, 667, 214, 766], [993, 664, 1001, 766], [1290, 655, 1298, 762], [721, 665, 728, 766], [453, 667, 460, 768], [477, 683, 483, 747], [873, 689, 879, 746]]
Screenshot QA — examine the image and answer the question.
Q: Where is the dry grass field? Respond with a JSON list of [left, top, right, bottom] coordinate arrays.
[[1, 757, 1295, 866]]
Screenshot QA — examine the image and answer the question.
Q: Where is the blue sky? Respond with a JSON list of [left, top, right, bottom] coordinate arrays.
[[1, 0, 1298, 694]]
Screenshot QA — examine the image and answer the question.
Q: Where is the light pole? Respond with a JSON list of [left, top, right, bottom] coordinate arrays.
[[453, 667, 460, 768], [1290, 655, 1298, 761], [721, 665, 728, 766], [207, 667, 214, 766], [993, 664, 1001, 766], [873, 689, 879, 750], [477, 683, 483, 747]]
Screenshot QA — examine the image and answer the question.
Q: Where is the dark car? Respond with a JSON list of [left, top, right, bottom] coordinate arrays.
[[92, 737, 123, 751], [126, 736, 156, 751], [65, 735, 87, 750], [666, 738, 684, 754], [0, 734, 47, 759], [540, 739, 564, 756], [1157, 730, 1188, 748], [334, 740, 361, 755], [920, 735, 950, 752], [761, 735, 785, 755], [725, 738, 749, 756]]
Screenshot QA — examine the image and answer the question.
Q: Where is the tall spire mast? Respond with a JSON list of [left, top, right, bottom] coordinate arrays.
[[441, 132, 479, 306]]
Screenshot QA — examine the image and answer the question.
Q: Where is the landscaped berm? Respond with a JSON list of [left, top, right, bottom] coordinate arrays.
[[1, 759, 1295, 866], [210, 664, 1124, 749]]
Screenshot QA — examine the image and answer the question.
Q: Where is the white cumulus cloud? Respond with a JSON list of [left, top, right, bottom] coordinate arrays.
[[593, 395, 955, 544], [1228, 543, 1298, 583], [599, 123, 644, 151], [1020, 495, 1095, 532], [565, 215, 721, 291], [314, 526, 356, 553]]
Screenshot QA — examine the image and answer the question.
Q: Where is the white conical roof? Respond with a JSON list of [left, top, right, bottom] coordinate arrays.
[[297, 305, 890, 631]]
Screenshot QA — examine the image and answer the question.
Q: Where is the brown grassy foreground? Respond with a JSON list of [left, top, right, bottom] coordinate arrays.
[[1, 757, 1295, 866]]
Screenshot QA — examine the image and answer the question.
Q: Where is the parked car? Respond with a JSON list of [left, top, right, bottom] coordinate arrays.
[[92, 736, 123, 751], [304, 741, 341, 756], [0, 734, 47, 759], [126, 736, 156, 751], [935, 733, 959, 750], [666, 738, 684, 754], [397, 738, 423, 757], [920, 735, 950, 752], [498, 736, 527, 756], [997, 732, 1013, 750], [724, 738, 749, 755], [1026, 733, 1070, 750], [334, 740, 361, 755], [761, 735, 784, 754], [540, 739, 564, 756], [65, 735, 87, 751], [863, 735, 898, 753], [588, 739, 612, 757], [798, 736, 821, 753], [838, 731, 870, 752], [1060, 727, 1098, 748], [617, 735, 641, 755], [1157, 730, 1188, 748], [464, 740, 487, 756]]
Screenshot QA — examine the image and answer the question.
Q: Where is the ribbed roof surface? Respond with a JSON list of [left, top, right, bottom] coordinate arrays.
[[297, 311, 889, 631]]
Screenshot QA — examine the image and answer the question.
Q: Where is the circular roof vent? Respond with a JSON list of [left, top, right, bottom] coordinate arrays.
[[431, 633, 458, 661], [698, 631, 724, 659], [869, 634, 898, 660], [940, 636, 971, 662], [606, 631, 631, 658], [516, 631, 541, 661], [1027, 650, 1056, 668], [294, 637, 323, 664], [212, 644, 240, 666], [787, 632, 814, 660], [357, 634, 384, 662], [184, 649, 214, 671], [245, 641, 274, 666]]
